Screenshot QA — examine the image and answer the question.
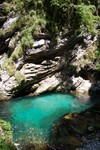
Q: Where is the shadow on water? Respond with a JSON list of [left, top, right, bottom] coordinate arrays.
[[0, 101, 12, 120]]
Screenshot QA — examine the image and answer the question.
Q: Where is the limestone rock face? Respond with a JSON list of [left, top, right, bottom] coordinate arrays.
[[0, 32, 67, 100], [71, 76, 91, 94], [70, 34, 97, 72], [0, 3, 99, 100], [33, 73, 61, 95]]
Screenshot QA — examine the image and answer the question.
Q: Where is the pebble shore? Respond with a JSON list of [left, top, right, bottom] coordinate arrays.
[[76, 132, 100, 150]]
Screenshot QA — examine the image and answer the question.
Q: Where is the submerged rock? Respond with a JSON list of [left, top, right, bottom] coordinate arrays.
[[21, 142, 49, 150]]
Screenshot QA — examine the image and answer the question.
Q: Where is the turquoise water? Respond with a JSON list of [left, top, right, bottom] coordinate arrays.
[[0, 93, 97, 143]]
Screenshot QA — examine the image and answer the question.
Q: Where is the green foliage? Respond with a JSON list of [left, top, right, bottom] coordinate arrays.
[[15, 71, 25, 84], [3, 0, 46, 50], [0, 119, 16, 150], [0, 119, 12, 139], [43, 0, 75, 35], [20, 17, 46, 48], [2, 59, 15, 76], [11, 44, 23, 61], [75, 4, 99, 32], [0, 29, 5, 38], [84, 45, 97, 61], [43, 0, 100, 36], [95, 47, 100, 69], [68, 64, 77, 74], [21, 33, 33, 49], [2, 0, 100, 44]]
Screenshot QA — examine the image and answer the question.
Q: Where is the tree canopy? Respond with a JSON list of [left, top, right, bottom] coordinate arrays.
[[3, 0, 100, 43]]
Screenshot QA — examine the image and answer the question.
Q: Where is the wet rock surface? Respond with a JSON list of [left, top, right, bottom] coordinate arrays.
[[76, 132, 100, 150], [50, 106, 100, 150]]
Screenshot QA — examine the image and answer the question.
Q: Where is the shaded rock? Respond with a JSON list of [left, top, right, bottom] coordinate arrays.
[[0, 16, 7, 26], [89, 81, 100, 96], [0, 39, 9, 54], [22, 142, 49, 150], [66, 136, 81, 147], [21, 61, 59, 82], [50, 107, 100, 150], [71, 35, 97, 72], [25, 37, 66, 63], [88, 126, 94, 132]]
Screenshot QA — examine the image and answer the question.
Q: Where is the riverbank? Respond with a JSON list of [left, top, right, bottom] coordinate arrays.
[[49, 105, 100, 150]]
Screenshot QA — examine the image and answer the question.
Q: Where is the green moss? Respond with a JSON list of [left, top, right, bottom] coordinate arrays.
[[95, 45, 100, 70], [84, 51, 96, 61], [2, 59, 15, 76], [1, 44, 23, 76], [21, 30, 34, 49], [83, 44, 97, 62], [3, 0, 99, 44], [15, 71, 25, 84], [11, 44, 23, 61], [75, 4, 99, 32], [0, 29, 5, 38], [20, 16, 46, 48], [3, 0, 46, 49], [3, 2, 16, 13], [43, 0, 100, 36], [0, 119, 16, 150], [0, 3, 44, 57], [0, 119, 12, 139], [3, 0, 100, 34], [0, 20, 18, 40]]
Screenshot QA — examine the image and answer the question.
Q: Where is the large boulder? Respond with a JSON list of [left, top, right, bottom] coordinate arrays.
[[50, 107, 100, 150], [89, 81, 100, 96], [71, 76, 92, 94]]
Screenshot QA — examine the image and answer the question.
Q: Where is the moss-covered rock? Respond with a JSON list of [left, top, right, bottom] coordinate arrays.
[[0, 119, 16, 150]]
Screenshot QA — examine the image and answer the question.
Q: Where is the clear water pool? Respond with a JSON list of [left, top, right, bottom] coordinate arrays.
[[0, 93, 97, 143]]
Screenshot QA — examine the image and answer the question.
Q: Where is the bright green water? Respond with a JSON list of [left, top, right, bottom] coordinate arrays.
[[0, 93, 97, 143]]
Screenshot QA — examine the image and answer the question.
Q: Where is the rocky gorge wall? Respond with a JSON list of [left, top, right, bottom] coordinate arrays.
[[0, 1, 100, 101]]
